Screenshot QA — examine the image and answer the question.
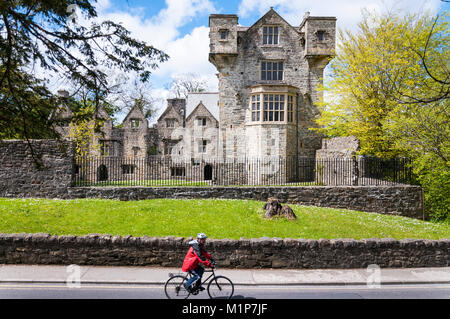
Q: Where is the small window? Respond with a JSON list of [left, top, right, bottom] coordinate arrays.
[[171, 167, 185, 177], [197, 117, 207, 126], [220, 30, 228, 40], [198, 140, 207, 153], [287, 95, 294, 122], [121, 164, 135, 174], [100, 140, 116, 156], [164, 142, 174, 155], [263, 26, 279, 45], [132, 146, 140, 157], [251, 95, 260, 121], [261, 61, 284, 81], [317, 30, 325, 41], [166, 118, 176, 128], [130, 119, 140, 128]]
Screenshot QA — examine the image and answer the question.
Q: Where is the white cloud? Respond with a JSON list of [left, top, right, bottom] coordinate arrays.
[[238, 0, 442, 32], [96, 0, 215, 53], [95, 0, 218, 87], [156, 26, 218, 83], [86, 0, 219, 122]]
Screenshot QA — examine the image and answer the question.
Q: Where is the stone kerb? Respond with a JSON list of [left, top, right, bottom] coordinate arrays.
[[1, 233, 448, 268]]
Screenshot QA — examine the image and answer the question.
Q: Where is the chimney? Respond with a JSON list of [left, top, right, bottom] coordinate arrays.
[[57, 90, 69, 98]]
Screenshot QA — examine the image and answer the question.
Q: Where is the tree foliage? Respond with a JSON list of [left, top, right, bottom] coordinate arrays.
[[0, 0, 168, 143], [315, 10, 449, 221], [119, 81, 158, 120]]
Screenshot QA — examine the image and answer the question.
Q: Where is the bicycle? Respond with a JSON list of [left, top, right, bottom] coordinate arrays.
[[164, 262, 234, 299]]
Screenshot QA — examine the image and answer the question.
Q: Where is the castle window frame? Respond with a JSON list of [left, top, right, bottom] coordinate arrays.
[[251, 95, 261, 121], [287, 95, 294, 123], [166, 118, 177, 128], [121, 164, 135, 175], [261, 61, 284, 81], [99, 140, 117, 156], [263, 94, 284, 122], [316, 30, 326, 41], [197, 117, 207, 127], [249, 92, 295, 124], [130, 119, 140, 128], [219, 29, 228, 40], [263, 26, 279, 45], [171, 167, 185, 177], [198, 139, 208, 153]]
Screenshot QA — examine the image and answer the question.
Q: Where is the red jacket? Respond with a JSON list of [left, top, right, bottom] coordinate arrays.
[[182, 240, 212, 272]]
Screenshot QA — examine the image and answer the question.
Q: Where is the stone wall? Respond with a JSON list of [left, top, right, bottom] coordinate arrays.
[[316, 136, 360, 158], [66, 185, 424, 219], [0, 140, 424, 219], [0, 140, 73, 198], [0, 233, 447, 268]]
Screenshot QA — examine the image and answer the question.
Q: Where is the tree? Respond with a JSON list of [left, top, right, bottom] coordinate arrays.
[[315, 10, 448, 158], [167, 73, 208, 98], [315, 10, 449, 221], [0, 0, 168, 147], [119, 81, 159, 121]]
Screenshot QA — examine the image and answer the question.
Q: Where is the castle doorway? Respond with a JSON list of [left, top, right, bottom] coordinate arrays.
[[97, 165, 108, 182], [204, 164, 213, 181]]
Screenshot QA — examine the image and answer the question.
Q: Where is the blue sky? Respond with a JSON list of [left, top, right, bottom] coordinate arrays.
[[76, 0, 448, 123]]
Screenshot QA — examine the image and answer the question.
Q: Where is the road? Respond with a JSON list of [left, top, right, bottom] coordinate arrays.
[[0, 282, 449, 299]]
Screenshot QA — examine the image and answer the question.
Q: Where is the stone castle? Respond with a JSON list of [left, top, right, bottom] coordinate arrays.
[[57, 8, 336, 161]]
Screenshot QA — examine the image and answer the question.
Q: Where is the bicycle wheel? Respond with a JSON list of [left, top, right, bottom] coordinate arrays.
[[164, 275, 190, 299], [207, 275, 234, 299]]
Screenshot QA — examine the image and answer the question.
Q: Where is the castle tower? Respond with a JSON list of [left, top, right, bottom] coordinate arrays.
[[209, 8, 336, 164]]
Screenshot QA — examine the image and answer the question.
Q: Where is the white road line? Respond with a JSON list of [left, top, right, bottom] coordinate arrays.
[[0, 284, 448, 291]]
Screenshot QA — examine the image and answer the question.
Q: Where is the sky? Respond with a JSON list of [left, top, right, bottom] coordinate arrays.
[[65, 0, 449, 123]]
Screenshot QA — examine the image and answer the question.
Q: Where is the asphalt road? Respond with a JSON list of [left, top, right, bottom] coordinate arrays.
[[0, 282, 449, 299]]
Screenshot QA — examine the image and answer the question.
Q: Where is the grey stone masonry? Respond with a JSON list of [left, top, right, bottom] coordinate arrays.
[[0, 233, 448, 268], [0, 140, 73, 198], [0, 140, 424, 219]]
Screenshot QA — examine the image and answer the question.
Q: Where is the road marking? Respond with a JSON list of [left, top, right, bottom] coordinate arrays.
[[0, 284, 164, 290], [0, 284, 449, 291]]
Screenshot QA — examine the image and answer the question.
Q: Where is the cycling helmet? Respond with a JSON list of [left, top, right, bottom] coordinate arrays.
[[196, 233, 208, 239]]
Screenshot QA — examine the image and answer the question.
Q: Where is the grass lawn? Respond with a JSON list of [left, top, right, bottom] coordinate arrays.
[[0, 198, 448, 240]]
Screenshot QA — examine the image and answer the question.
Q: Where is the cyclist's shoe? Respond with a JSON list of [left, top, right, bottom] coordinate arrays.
[[198, 286, 205, 291], [191, 289, 199, 295]]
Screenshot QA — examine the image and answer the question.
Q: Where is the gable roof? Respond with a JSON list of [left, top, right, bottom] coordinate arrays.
[[157, 103, 183, 122], [123, 104, 146, 123], [245, 7, 300, 35], [186, 92, 219, 121], [94, 104, 111, 121], [186, 101, 218, 123]]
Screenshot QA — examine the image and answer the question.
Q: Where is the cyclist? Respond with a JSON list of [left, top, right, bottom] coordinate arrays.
[[182, 233, 215, 292]]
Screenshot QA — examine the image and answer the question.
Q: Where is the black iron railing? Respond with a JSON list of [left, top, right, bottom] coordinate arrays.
[[72, 156, 414, 187]]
